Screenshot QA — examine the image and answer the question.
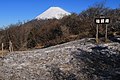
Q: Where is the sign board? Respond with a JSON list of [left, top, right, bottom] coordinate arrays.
[[95, 18, 110, 24]]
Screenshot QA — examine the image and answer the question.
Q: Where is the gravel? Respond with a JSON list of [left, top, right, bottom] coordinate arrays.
[[0, 38, 120, 80]]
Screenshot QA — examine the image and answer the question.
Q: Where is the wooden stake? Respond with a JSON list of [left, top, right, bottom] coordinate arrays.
[[9, 41, 12, 52], [2, 43, 3, 52], [2, 43, 4, 57]]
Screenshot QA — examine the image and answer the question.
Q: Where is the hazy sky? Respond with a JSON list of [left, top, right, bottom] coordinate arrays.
[[0, 0, 120, 27]]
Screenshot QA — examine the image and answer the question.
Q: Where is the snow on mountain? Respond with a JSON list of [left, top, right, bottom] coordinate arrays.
[[36, 7, 71, 20]]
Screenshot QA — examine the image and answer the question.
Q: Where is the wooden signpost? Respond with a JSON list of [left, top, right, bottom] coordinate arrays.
[[95, 16, 110, 43]]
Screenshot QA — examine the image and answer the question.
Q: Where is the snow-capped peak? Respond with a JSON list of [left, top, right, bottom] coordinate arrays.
[[36, 7, 71, 20]]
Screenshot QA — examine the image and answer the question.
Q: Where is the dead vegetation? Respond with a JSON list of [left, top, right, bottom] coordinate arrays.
[[0, 3, 119, 51], [0, 50, 9, 57]]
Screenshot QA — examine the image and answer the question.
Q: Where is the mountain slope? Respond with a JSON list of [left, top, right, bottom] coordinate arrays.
[[0, 38, 120, 80], [36, 7, 71, 20]]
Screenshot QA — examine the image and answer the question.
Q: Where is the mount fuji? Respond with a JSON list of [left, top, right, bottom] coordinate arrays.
[[36, 7, 71, 20]]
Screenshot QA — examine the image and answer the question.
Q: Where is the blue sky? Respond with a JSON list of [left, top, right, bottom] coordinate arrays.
[[0, 0, 120, 27]]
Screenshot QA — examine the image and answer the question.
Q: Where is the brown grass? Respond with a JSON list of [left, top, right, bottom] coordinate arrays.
[[0, 50, 9, 57]]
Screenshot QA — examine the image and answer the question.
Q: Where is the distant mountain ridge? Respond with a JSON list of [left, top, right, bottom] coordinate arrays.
[[36, 7, 71, 20]]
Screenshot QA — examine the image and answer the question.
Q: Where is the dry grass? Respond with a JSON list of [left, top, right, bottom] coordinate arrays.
[[0, 50, 9, 57]]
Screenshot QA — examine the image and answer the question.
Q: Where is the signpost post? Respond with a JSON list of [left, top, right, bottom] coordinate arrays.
[[95, 16, 110, 43], [96, 24, 99, 43], [105, 24, 108, 42]]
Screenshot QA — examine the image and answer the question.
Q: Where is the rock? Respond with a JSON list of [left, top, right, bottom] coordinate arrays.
[[0, 38, 120, 80]]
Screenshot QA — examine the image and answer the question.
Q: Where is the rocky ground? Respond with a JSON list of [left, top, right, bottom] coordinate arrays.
[[0, 38, 120, 80]]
